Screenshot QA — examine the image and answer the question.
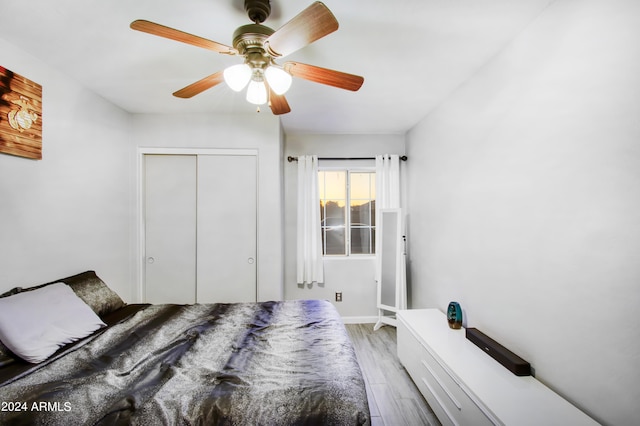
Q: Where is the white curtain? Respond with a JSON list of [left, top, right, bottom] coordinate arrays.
[[375, 154, 400, 210], [296, 155, 324, 284]]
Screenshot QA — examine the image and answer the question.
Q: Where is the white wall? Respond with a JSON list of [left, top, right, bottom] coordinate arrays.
[[405, 0, 640, 424], [284, 133, 405, 320], [131, 113, 284, 301], [0, 37, 285, 304], [0, 38, 135, 301]]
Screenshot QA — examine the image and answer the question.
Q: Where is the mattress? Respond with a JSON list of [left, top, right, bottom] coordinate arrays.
[[0, 299, 370, 425]]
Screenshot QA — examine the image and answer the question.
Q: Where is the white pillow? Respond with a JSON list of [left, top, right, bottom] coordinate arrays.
[[0, 282, 106, 363]]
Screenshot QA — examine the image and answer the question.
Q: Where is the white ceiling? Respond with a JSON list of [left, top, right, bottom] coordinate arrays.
[[0, 0, 553, 135]]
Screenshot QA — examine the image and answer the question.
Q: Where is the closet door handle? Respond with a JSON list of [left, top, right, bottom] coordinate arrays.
[[147, 257, 155, 264], [247, 257, 255, 264]]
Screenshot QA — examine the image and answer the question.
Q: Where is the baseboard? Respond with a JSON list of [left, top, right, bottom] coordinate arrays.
[[341, 316, 378, 324]]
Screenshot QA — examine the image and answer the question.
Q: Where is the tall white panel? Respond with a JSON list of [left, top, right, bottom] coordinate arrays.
[[196, 155, 257, 303], [144, 155, 197, 304]]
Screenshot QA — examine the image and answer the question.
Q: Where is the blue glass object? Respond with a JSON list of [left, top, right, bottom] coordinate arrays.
[[447, 302, 463, 329]]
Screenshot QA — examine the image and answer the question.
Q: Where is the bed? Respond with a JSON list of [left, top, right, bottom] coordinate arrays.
[[0, 271, 370, 425]]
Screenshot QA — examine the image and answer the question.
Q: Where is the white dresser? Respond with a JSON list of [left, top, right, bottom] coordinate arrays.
[[397, 309, 599, 426]]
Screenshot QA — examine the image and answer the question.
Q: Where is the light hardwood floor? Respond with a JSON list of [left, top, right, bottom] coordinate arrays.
[[345, 324, 441, 426]]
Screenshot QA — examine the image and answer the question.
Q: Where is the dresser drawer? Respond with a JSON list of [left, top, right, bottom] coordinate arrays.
[[398, 321, 497, 426]]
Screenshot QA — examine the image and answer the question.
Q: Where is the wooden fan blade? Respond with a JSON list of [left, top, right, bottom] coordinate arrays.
[[130, 20, 236, 54], [268, 86, 291, 115], [284, 61, 364, 91], [265, 2, 338, 57], [173, 71, 225, 98]]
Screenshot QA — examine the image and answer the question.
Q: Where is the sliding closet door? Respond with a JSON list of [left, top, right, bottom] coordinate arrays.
[[196, 154, 257, 303], [144, 155, 197, 304]]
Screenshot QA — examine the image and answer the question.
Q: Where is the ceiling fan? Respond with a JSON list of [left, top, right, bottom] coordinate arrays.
[[130, 0, 364, 115]]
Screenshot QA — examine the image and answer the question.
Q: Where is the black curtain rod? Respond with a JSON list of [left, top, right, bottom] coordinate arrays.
[[287, 155, 407, 162]]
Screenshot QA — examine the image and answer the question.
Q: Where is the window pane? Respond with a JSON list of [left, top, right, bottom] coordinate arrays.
[[319, 170, 347, 255], [371, 176, 376, 199], [322, 203, 346, 255], [351, 172, 374, 226], [350, 172, 372, 199], [324, 201, 345, 219], [351, 227, 372, 254], [324, 228, 346, 255], [351, 200, 371, 226], [324, 212, 346, 255], [320, 171, 346, 199]]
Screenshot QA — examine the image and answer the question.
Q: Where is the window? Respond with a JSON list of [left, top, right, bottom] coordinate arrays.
[[318, 169, 376, 256]]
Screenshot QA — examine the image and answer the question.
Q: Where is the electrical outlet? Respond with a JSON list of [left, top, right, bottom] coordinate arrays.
[[335, 292, 342, 302]]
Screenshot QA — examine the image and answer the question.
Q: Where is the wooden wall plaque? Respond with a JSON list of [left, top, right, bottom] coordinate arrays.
[[0, 66, 42, 160]]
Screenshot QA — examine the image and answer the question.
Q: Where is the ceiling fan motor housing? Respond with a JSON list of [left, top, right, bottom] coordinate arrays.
[[245, 0, 271, 24], [232, 24, 275, 72]]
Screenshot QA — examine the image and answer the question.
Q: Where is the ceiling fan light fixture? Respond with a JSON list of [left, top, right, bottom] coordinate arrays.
[[246, 79, 267, 105], [224, 64, 252, 91], [265, 66, 292, 95]]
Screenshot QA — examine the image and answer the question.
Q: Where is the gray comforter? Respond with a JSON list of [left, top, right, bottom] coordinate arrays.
[[0, 300, 370, 425]]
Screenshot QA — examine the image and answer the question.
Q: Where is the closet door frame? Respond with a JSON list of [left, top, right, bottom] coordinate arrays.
[[137, 147, 259, 303]]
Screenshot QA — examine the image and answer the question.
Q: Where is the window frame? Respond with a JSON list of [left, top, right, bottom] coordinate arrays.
[[318, 166, 376, 258]]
